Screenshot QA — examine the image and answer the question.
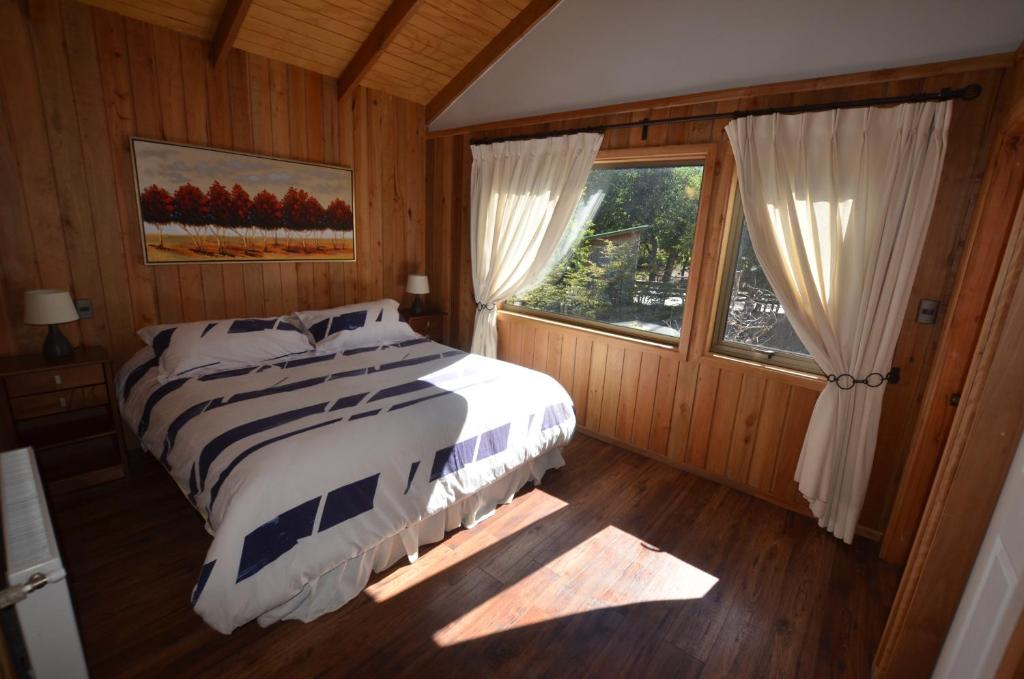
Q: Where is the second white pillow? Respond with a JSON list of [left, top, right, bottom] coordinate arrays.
[[294, 298, 420, 353]]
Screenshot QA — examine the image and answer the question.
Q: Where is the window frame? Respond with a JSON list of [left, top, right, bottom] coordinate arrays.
[[710, 182, 821, 375], [503, 143, 716, 349]]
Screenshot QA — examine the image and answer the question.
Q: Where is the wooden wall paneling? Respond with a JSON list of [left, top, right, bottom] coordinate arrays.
[[544, 329, 562, 380], [531, 324, 548, 372], [128, 18, 183, 326], [665, 359, 697, 463], [244, 53, 275, 316], [457, 136, 474, 348], [557, 331, 576, 391], [338, 89, 359, 306], [428, 62, 1010, 534], [647, 356, 679, 456], [303, 69, 329, 311], [570, 334, 592, 420], [264, 59, 292, 314], [1, 0, 427, 367], [91, 7, 159, 333], [0, 1, 78, 348], [584, 340, 607, 431], [324, 76, 346, 307], [881, 65, 1024, 564], [353, 88, 377, 302], [179, 33, 216, 322], [614, 347, 642, 442], [518, 318, 535, 368], [726, 372, 767, 484], [628, 351, 660, 450], [860, 67, 1008, 534], [684, 362, 719, 469], [229, 50, 266, 318], [205, 45, 243, 319], [410, 103, 427, 298], [705, 367, 743, 477], [0, 8, 46, 355], [287, 64, 315, 314], [770, 387, 818, 506], [876, 153, 1024, 679], [597, 343, 625, 437], [746, 381, 791, 494], [29, 0, 113, 354], [379, 90, 401, 302], [425, 136, 448, 334]]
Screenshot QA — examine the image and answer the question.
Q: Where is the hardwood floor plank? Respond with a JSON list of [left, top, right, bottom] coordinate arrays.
[[51, 433, 898, 678]]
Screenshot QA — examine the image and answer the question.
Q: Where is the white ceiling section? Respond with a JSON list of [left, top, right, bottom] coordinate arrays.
[[429, 0, 1024, 131]]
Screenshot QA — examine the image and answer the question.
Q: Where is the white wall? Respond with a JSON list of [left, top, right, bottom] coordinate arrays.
[[430, 0, 1024, 131]]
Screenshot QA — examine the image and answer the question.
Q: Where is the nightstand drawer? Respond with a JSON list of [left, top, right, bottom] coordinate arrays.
[[9, 384, 109, 420], [4, 364, 105, 397], [408, 316, 435, 335]]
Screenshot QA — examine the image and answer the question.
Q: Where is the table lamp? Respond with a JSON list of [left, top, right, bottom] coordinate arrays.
[[24, 290, 78, 361], [406, 274, 429, 316]]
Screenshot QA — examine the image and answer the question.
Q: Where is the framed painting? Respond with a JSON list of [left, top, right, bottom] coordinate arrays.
[[130, 138, 355, 264]]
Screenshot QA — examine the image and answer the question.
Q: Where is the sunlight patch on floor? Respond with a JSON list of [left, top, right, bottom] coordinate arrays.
[[364, 490, 569, 603], [433, 524, 718, 647]]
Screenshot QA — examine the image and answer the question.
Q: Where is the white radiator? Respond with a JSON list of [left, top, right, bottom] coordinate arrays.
[[0, 447, 89, 679]]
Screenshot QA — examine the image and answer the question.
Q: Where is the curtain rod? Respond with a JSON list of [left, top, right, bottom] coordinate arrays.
[[469, 84, 981, 146]]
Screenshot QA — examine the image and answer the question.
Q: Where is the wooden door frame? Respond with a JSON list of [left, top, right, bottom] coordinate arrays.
[[874, 50, 1024, 671]]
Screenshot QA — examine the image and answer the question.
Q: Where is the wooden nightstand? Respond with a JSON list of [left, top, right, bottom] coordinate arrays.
[[402, 310, 447, 344], [0, 348, 126, 493]]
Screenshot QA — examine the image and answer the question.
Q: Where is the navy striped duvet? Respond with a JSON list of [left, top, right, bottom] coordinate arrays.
[[117, 337, 574, 633]]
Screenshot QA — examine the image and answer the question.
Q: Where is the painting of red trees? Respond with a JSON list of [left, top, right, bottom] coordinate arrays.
[[131, 138, 355, 263]]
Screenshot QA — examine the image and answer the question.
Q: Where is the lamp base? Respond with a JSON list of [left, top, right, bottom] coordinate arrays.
[[410, 294, 425, 316], [42, 324, 73, 362]]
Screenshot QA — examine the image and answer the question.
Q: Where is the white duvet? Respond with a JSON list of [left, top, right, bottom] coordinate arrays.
[[117, 338, 574, 633]]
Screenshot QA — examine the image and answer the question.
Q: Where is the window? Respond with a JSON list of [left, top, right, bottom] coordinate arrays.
[[508, 154, 705, 344], [712, 190, 816, 371]]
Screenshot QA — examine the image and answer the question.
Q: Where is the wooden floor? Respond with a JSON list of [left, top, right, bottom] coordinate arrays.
[[50, 434, 900, 678]]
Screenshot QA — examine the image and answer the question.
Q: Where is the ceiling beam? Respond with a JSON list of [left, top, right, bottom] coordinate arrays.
[[209, 0, 253, 69], [427, 0, 562, 123], [338, 0, 424, 101]]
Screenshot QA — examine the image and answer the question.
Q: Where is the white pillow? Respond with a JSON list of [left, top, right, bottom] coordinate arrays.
[[294, 299, 420, 353], [138, 316, 314, 381]]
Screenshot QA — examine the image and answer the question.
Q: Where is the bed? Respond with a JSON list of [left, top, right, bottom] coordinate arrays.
[[116, 335, 574, 634]]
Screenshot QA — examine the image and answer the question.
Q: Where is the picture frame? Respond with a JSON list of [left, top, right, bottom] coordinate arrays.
[[129, 137, 356, 264]]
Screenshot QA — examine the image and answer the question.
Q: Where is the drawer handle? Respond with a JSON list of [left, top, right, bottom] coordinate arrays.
[[59, 397, 67, 409], [53, 374, 63, 386]]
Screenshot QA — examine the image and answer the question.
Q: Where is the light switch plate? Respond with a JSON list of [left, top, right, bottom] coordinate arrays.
[[74, 298, 93, 319], [916, 298, 939, 324]]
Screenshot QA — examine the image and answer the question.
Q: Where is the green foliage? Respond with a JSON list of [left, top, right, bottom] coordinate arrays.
[[514, 163, 704, 335]]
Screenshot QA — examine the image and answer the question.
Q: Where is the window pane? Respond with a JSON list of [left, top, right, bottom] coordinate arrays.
[[720, 210, 810, 358], [509, 163, 704, 341]]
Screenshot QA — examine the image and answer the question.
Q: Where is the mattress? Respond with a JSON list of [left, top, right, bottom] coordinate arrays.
[[116, 337, 575, 633]]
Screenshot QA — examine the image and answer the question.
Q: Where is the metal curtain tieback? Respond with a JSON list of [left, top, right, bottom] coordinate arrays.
[[826, 368, 900, 390], [476, 302, 496, 311]]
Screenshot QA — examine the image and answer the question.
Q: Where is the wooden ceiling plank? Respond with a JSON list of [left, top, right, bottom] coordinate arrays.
[[337, 0, 425, 101], [267, 0, 375, 43], [426, 0, 560, 122], [210, 0, 253, 67], [242, 10, 361, 58]]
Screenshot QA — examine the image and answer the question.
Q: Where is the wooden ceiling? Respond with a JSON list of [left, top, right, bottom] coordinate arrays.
[[78, 0, 558, 119]]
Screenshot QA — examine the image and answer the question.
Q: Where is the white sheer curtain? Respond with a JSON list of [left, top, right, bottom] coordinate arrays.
[[725, 101, 951, 542], [469, 132, 604, 357]]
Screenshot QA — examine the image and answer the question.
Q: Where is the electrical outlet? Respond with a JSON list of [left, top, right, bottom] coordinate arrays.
[[74, 298, 93, 319]]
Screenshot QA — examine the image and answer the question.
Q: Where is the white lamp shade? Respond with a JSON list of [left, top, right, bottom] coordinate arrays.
[[24, 290, 78, 325], [406, 274, 430, 295]]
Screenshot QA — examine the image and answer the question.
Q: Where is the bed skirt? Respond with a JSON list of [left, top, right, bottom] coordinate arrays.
[[254, 445, 566, 627]]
